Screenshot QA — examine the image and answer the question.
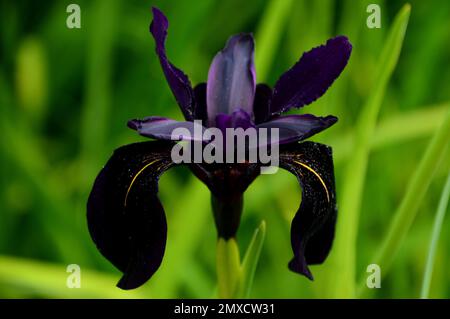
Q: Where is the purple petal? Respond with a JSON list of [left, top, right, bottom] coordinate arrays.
[[128, 117, 207, 142], [279, 142, 337, 280], [207, 34, 256, 125], [253, 83, 273, 124], [215, 109, 255, 133], [193, 82, 207, 123], [256, 114, 337, 145], [215, 114, 232, 134], [230, 108, 254, 130], [150, 7, 195, 120], [270, 36, 352, 116], [87, 141, 175, 289]]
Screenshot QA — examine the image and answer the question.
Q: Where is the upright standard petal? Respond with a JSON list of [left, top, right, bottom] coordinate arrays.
[[257, 114, 337, 145], [87, 141, 176, 289], [270, 36, 352, 116], [279, 142, 337, 280], [207, 34, 256, 125], [150, 7, 195, 120], [128, 117, 207, 142]]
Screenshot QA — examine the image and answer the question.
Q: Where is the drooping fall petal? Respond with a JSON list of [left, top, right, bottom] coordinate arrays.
[[87, 141, 176, 289], [279, 142, 337, 280]]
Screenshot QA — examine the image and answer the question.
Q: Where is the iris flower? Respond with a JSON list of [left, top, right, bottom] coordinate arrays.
[[87, 7, 352, 290]]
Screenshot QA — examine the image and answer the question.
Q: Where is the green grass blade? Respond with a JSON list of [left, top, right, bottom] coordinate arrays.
[[369, 103, 449, 149], [421, 172, 450, 298], [236, 221, 266, 298], [329, 4, 411, 298], [245, 104, 449, 222], [330, 103, 449, 163], [255, 0, 294, 82], [0, 256, 148, 298], [358, 107, 450, 297]]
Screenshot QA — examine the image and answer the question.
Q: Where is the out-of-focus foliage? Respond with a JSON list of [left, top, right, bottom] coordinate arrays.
[[0, 0, 449, 298]]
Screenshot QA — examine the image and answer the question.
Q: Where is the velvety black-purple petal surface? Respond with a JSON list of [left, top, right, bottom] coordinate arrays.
[[279, 142, 337, 280], [87, 6, 351, 290], [87, 141, 176, 289]]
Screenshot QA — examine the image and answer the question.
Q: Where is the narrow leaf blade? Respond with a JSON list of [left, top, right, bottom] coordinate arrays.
[[329, 4, 411, 298], [235, 221, 266, 298], [421, 172, 450, 298], [358, 107, 450, 297]]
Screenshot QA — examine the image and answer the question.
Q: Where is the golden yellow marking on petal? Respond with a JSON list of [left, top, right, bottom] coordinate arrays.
[[293, 161, 330, 202], [124, 159, 160, 207]]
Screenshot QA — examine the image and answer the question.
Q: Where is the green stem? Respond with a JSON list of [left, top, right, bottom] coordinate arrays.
[[215, 221, 266, 299], [216, 238, 241, 298], [420, 172, 450, 298]]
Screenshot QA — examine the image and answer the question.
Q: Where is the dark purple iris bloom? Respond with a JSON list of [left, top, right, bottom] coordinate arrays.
[[87, 7, 352, 290]]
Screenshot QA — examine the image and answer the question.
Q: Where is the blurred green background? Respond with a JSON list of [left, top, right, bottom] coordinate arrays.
[[0, 0, 449, 298]]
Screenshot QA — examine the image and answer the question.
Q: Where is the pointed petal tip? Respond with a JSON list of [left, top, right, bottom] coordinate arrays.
[[218, 33, 255, 63], [151, 6, 161, 13], [226, 33, 255, 47], [297, 114, 338, 125], [332, 35, 352, 46], [288, 258, 314, 281], [151, 6, 166, 22], [127, 119, 140, 130], [116, 277, 135, 290], [330, 35, 353, 56], [240, 33, 255, 44], [116, 273, 148, 290], [150, 7, 167, 34], [127, 117, 207, 142], [325, 115, 338, 125]]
